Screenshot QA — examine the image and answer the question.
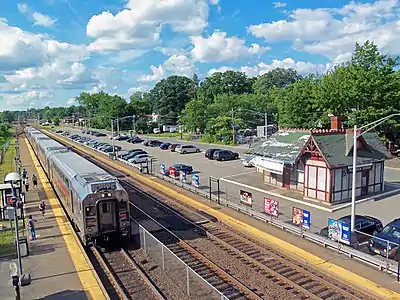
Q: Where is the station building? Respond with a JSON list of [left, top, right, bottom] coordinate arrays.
[[247, 116, 391, 205]]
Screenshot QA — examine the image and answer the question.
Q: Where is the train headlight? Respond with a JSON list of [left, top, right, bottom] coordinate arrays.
[[88, 227, 93, 232], [121, 222, 127, 227]]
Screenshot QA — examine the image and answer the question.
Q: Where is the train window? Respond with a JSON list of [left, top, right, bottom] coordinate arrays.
[[102, 203, 110, 213], [85, 206, 96, 216]]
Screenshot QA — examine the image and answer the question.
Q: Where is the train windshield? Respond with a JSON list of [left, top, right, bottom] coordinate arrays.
[[85, 206, 96, 216]]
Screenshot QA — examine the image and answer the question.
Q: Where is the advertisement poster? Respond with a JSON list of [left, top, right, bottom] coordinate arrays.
[[179, 171, 187, 183], [192, 174, 199, 187], [292, 207, 311, 229], [160, 163, 166, 175], [264, 198, 279, 217], [240, 190, 253, 206], [328, 218, 351, 245], [169, 167, 176, 178], [292, 207, 303, 226]]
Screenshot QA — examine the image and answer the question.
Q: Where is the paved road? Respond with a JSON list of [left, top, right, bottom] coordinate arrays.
[[58, 127, 400, 231]]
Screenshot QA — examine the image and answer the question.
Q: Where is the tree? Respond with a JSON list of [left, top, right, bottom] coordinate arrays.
[[274, 75, 319, 128], [180, 98, 209, 133], [149, 75, 196, 121], [192, 73, 200, 87], [253, 68, 302, 94], [197, 71, 253, 104], [129, 92, 151, 116]]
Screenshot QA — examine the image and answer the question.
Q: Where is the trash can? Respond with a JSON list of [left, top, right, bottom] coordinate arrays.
[[18, 236, 29, 257]]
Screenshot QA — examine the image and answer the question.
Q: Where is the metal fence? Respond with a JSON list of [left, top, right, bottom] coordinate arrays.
[[74, 136, 400, 277], [130, 214, 227, 299]]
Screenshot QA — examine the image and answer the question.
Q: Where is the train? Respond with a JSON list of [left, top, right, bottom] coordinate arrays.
[[25, 127, 130, 246]]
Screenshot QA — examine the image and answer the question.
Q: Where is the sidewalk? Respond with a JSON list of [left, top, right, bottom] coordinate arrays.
[[0, 136, 106, 300]]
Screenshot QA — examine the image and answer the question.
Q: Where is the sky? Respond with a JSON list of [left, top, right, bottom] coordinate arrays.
[[1, 0, 400, 111]]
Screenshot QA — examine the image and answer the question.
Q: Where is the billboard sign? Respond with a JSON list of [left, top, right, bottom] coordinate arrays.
[[327, 218, 351, 245], [160, 163, 166, 175], [192, 174, 199, 187], [169, 167, 176, 178], [240, 190, 252, 206], [180, 171, 187, 183], [264, 198, 279, 217], [292, 207, 311, 229]]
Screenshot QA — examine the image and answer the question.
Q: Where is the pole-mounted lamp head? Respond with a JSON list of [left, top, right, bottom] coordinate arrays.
[[4, 172, 21, 184]]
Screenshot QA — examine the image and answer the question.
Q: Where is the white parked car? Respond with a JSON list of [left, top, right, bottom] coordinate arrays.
[[153, 128, 161, 134], [176, 144, 201, 154], [242, 157, 255, 167], [128, 154, 149, 164]]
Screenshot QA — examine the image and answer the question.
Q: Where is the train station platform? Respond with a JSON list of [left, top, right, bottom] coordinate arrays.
[[0, 136, 107, 300]]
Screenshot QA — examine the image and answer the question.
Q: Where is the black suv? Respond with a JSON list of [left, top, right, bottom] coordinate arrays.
[[205, 148, 221, 159], [320, 215, 383, 243], [213, 150, 239, 161]]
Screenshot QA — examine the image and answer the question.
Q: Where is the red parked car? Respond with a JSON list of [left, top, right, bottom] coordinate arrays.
[[169, 144, 180, 152]]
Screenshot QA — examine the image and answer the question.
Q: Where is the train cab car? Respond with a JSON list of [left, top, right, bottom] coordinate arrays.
[[48, 150, 130, 246]]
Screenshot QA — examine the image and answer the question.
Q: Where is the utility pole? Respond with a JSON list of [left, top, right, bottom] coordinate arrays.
[[231, 108, 235, 144], [265, 112, 268, 137], [116, 117, 120, 135], [111, 119, 115, 158]]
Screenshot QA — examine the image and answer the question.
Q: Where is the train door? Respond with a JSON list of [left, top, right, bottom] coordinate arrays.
[[97, 200, 117, 233]]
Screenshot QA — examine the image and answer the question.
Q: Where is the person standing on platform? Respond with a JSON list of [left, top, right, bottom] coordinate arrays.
[[22, 168, 27, 180], [28, 215, 37, 240], [32, 174, 38, 189], [24, 177, 29, 193], [39, 201, 46, 219]]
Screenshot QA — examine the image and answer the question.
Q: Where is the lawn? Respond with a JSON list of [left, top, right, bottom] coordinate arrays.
[[0, 139, 15, 181], [0, 220, 25, 257]]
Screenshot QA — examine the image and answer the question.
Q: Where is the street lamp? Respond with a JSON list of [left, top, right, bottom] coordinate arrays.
[[351, 113, 400, 234]]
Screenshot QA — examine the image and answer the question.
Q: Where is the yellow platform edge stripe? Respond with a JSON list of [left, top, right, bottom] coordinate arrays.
[[45, 129, 400, 300], [24, 138, 107, 300]]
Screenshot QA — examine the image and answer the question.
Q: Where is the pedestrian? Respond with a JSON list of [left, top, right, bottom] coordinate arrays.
[[22, 168, 27, 180], [32, 174, 38, 189], [28, 215, 37, 240], [39, 201, 46, 219], [24, 178, 29, 193]]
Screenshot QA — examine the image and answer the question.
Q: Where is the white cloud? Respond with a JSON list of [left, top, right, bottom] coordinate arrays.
[[17, 3, 57, 27], [190, 31, 269, 62], [86, 0, 212, 52], [32, 12, 57, 27], [208, 58, 328, 77], [0, 18, 87, 71], [248, 0, 400, 62], [273, 2, 287, 8], [128, 86, 151, 94], [138, 54, 195, 82], [0, 90, 54, 110], [108, 49, 148, 64]]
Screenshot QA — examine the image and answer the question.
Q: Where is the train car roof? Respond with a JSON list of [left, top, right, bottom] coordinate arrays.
[[50, 150, 118, 200], [37, 138, 65, 150]]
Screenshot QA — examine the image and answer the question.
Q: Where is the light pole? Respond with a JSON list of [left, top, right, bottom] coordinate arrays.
[[111, 119, 116, 158], [350, 113, 400, 233]]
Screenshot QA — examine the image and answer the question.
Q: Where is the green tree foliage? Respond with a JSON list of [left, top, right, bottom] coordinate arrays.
[[253, 68, 302, 94], [149, 75, 196, 120]]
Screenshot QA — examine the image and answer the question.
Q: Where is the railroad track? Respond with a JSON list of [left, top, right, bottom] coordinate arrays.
[[47, 132, 379, 300], [90, 246, 164, 300]]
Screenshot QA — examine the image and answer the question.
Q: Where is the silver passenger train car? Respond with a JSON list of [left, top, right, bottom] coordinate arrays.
[[26, 127, 130, 246]]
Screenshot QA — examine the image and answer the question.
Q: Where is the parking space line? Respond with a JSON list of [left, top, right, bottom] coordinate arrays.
[[221, 170, 257, 179]]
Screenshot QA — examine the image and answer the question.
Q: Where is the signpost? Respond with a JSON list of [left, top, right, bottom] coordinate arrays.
[[239, 190, 253, 207], [169, 167, 176, 178], [327, 218, 351, 245], [191, 174, 199, 188], [264, 198, 279, 217], [292, 207, 311, 229], [179, 171, 187, 183], [160, 163, 166, 175]]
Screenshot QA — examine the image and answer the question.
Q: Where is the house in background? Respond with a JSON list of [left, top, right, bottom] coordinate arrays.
[[247, 116, 391, 205]]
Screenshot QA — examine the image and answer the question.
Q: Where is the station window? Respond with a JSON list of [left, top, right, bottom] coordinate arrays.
[[85, 206, 96, 216], [102, 203, 110, 213]]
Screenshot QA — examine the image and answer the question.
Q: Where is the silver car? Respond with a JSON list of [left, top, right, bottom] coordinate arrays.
[[176, 144, 200, 154]]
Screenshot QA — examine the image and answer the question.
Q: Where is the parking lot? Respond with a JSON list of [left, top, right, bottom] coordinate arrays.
[[61, 127, 250, 180], [53, 127, 400, 265]]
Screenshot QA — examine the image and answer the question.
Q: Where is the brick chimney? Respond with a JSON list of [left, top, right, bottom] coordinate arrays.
[[330, 115, 342, 130]]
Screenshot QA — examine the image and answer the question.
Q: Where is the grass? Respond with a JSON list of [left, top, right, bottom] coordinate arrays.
[[0, 220, 24, 257], [0, 139, 15, 181]]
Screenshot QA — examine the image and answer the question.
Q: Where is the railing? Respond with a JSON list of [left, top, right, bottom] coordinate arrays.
[[130, 205, 228, 299], [59, 133, 400, 277]]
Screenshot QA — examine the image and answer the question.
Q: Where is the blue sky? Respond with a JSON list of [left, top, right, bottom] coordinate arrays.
[[0, 0, 399, 111]]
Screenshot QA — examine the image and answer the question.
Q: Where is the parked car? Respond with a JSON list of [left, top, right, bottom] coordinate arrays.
[[213, 150, 239, 161], [120, 149, 146, 160], [128, 154, 149, 164], [56, 130, 63, 134], [153, 128, 161, 134], [176, 145, 200, 154], [160, 142, 171, 150], [95, 132, 107, 137], [70, 135, 80, 140], [114, 134, 129, 141], [205, 148, 221, 159], [368, 218, 400, 259], [320, 215, 383, 243], [127, 136, 143, 143], [169, 144, 180, 152], [148, 140, 162, 147], [142, 140, 150, 146], [242, 157, 255, 167], [171, 164, 193, 174]]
